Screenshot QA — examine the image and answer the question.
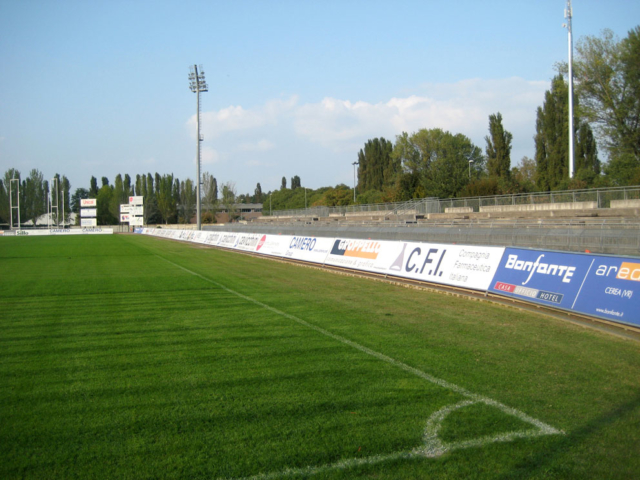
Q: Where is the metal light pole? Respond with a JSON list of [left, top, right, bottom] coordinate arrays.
[[9, 178, 20, 230], [564, 0, 575, 178], [269, 193, 272, 216], [469, 160, 474, 179], [352, 161, 359, 203], [189, 64, 208, 230], [50, 177, 59, 227]]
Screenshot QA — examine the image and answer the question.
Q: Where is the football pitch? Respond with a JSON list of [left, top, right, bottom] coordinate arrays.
[[1, 234, 639, 479]]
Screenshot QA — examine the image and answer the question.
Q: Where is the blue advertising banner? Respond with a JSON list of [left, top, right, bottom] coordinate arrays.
[[489, 248, 640, 327]]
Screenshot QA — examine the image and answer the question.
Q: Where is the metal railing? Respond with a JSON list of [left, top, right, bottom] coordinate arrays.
[[269, 186, 640, 218]]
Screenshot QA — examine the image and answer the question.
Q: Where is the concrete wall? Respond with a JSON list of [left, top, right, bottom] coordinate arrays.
[[479, 201, 597, 213], [610, 199, 640, 209], [445, 207, 473, 213]]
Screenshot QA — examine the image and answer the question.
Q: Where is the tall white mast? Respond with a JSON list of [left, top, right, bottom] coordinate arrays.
[[565, 0, 575, 178]]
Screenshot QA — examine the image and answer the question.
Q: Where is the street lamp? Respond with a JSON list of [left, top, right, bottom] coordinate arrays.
[[469, 159, 474, 179], [189, 64, 208, 230], [352, 161, 359, 203]]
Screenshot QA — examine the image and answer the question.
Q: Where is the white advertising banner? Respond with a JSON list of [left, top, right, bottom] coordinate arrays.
[[324, 238, 395, 274], [81, 218, 98, 227], [129, 196, 144, 205], [253, 234, 291, 257], [129, 206, 144, 216], [10, 227, 112, 236], [120, 204, 131, 213], [283, 235, 334, 264], [202, 231, 223, 246], [386, 242, 505, 290], [120, 214, 130, 222], [218, 232, 240, 249], [129, 217, 144, 226], [81, 208, 97, 217], [324, 238, 504, 291], [81, 199, 97, 207], [234, 233, 265, 252]]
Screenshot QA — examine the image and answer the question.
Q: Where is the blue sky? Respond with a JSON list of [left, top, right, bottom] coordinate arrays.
[[1, 0, 638, 196]]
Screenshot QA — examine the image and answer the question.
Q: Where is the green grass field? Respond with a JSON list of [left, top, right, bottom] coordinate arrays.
[[1, 234, 639, 479]]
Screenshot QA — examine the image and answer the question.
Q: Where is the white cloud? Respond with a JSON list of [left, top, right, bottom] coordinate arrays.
[[191, 77, 548, 191], [201, 146, 220, 165], [238, 139, 276, 152], [189, 95, 299, 140]]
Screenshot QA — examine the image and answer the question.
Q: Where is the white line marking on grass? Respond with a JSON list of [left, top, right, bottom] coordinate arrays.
[[157, 256, 563, 478]]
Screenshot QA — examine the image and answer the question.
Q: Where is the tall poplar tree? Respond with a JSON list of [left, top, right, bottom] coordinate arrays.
[[357, 137, 397, 192], [485, 113, 513, 179], [535, 74, 599, 190]]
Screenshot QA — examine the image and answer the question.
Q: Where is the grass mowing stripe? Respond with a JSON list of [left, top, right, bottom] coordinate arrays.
[[4, 235, 639, 479], [155, 253, 563, 478]]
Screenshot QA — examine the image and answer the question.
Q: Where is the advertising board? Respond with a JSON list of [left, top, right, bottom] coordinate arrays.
[[391, 242, 505, 290], [120, 204, 131, 213], [324, 238, 393, 274], [489, 248, 640, 327], [283, 236, 333, 263], [253, 234, 291, 257], [120, 214, 130, 222], [202, 232, 222, 246], [81, 199, 97, 207], [218, 233, 240, 248], [129, 196, 144, 205], [234, 233, 265, 252], [129, 217, 144, 226], [81, 208, 97, 217], [129, 206, 144, 216], [5, 227, 112, 236], [324, 239, 504, 291], [81, 218, 97, 227]]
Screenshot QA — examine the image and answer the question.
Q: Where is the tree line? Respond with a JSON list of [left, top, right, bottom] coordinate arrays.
[[0, 169, 71, 226]]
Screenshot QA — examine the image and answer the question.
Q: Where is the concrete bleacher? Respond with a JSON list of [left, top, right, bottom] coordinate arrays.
[[611, 199, 640, 209], [478, 201, 597, 213]]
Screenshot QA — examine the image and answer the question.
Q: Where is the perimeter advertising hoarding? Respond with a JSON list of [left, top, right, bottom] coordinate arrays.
[[489, 248, 640, 327], [81, 199, 97, 207], [10, 228, 112, 236], [284, 235, 334, 263], [234, 233, 265, 252], [324, 239, 504, 291], [253, 234, 291, 258], [202, 232, 223, 246], [218, 232, 240, 249]]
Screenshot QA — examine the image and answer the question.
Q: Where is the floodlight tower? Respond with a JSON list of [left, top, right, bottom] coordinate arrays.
[[50, 177, 59, 227], [9, 178, 20, 230], [564, 0, 575, 178], [352, 161, 359, 203], [189, 64, 208, 230]]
